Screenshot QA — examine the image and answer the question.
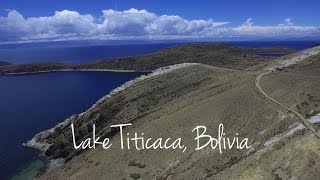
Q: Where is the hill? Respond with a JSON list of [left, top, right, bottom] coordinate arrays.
[[22, 45, 320, 179]]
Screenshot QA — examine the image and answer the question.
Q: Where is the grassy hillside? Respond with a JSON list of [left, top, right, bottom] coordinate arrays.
[[214, 53, 320, 179], [34, 63, 303, 179], [15, 44, 319, 179], [29, 49, 320, 179]]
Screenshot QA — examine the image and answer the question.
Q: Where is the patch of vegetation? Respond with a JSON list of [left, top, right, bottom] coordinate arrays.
[[63, 166, 72, 172], [273, 141, 285, 150], [307, 93, 320, 103], [128, 160, 146, 168], [130, 173, 141, 179], [301, 101, 309, 107]]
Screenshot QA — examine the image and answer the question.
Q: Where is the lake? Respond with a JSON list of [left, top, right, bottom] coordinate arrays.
[[0, 71, 146, 180], [0, 43, 180, 64]]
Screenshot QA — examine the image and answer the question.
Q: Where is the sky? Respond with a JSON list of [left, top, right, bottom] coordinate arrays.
[[0, 0, 319, 44]]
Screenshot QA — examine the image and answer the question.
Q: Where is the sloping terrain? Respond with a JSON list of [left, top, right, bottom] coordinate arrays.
[[262, 53, 320, 120], [19, 45, 320, 180], [32, 63, 305, 179], [213, 53, 320, 180]]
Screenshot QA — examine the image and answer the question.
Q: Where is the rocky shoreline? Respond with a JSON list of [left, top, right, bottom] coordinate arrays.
[[22, 63, 200, 169]]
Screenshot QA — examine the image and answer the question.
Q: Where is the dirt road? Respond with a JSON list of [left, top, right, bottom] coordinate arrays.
[[255, 71, 317, 133], [255, 46, 320, 136]]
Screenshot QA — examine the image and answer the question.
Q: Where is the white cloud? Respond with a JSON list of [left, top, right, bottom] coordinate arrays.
[[0, 10, 97, 41], [232, 18, 319, 38], [243, 18, 254, 26], [98, 8, 157, 35], [145, 15, 228, 36], [0, 9, 319, 44], [279, 18, 294, 26]]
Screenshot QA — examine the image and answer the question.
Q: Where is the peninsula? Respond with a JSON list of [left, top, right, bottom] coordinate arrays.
[[18, 43, 320, 179]]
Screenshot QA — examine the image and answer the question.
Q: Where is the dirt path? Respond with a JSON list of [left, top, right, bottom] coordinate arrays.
[[255, 46, 320, 136], [255, 71, 317, 133]]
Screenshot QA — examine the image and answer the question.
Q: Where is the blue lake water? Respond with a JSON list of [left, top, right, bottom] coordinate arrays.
[[0, 71, 145, 180], [0, 43, 180, 64]]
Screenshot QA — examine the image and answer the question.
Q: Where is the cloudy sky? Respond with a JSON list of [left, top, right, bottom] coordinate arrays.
[[0, 0, 319, 44]]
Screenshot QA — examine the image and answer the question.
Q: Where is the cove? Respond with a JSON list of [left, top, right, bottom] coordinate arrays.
[[0, 71, 146, 180]]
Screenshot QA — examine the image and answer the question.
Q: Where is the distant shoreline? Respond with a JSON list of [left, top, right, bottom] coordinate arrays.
[[0, 43, 298, 76], [1, 68, 152, 76]]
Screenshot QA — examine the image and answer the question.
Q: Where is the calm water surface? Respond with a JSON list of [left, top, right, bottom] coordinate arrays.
[[0, 43, 180, 64], [0, 71, 145, 179]]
